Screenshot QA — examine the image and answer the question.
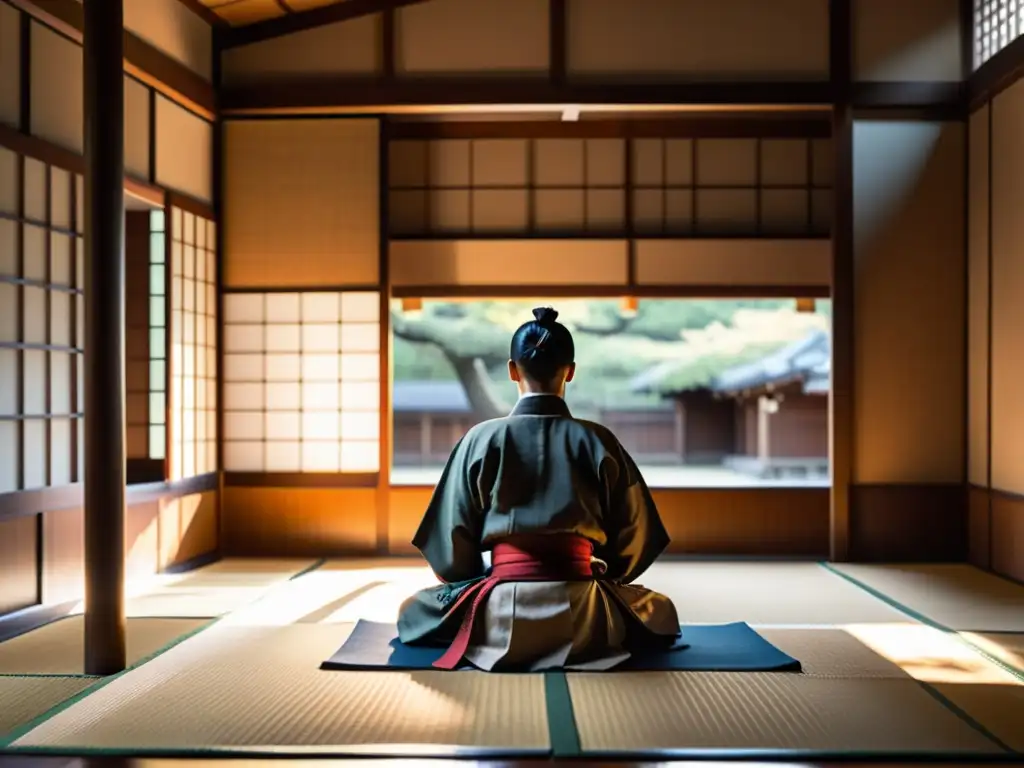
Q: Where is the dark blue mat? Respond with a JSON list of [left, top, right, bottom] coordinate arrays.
[[320, 620, 801, 672]]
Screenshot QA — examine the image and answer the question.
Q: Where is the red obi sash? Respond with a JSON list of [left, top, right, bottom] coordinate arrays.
[[432, 534, 595, 670]]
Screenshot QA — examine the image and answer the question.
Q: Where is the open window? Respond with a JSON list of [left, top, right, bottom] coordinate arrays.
[[390, 296, 832, 489]]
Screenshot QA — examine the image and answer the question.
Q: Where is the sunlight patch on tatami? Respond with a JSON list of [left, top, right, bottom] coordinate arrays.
[[842, 623, 1023, 685], [218, 565, 436, 627], [64, 559, 321, 618]]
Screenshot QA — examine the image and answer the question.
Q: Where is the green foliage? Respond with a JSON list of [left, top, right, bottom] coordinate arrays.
[[393, 336, 452, 380], [648, 342, 787, 394], [627, 299, 795, 339], [390, 298, 818, 410]]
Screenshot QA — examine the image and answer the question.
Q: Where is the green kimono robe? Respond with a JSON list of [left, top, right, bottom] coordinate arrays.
[[397, 394, 680, 671]]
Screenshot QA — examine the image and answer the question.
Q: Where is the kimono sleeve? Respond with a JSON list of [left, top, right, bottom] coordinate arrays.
[[410, 435, 487, 583], [601, 441, 670, 584]]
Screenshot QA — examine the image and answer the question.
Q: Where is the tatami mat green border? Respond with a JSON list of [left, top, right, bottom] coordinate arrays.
[[821, 562, 1023, 756], [544, 672, 580, 757], [0, 620, 214, 746], [915, 678, 1016, 753], [0, 558, 327, 748], [821, 563, 1024, 681], [0, 617, 210, 680]]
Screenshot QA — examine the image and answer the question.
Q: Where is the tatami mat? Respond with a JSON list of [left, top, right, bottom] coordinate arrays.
[[566, 672, 1006, 754], [640, 562, 905, 624], [0, 676, 94, 740], [933, 682, 1024, 752], [123, 558, 321, 618], [755, 628, 909, 679], [319, 558, 426, 572], [12, 622, 549, 753], [124, 587, 271, 618], [0, 616, 207, 676], [164, 558, 320, 588], [962, 632, 1024, 672], [830, 564, 1024, 632], [214, 563, 438, 628], [227, 560, 910, 629]]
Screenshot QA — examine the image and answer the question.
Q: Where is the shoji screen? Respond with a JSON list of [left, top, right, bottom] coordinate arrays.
[[388, 136, 833, 238], [147, 210, 167, 461], [126, 210, 168, 466], [169, 205, 217, 480], [0, 149, 83, 492], [974, 0, 1024, 69], [222, 291, 380, 473]]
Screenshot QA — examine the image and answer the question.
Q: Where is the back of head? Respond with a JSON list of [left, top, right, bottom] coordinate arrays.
[[509, 306, 575, 387]]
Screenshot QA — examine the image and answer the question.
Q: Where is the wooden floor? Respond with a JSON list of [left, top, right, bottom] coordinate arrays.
[[0, 558, 1022, 762]]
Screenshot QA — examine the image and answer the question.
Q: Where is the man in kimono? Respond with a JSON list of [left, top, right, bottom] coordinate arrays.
[[397, 307, 681, 671]]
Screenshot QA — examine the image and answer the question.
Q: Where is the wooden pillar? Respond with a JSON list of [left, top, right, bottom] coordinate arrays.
[[420, 413, 432, 466], [829, 0, 854, 561], [757, 396, 771, 463], [673, 399, 686, 462], [82, 0, 127, 675]]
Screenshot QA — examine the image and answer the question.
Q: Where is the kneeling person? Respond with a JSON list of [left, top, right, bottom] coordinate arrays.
[[398, 307, 680, 671]]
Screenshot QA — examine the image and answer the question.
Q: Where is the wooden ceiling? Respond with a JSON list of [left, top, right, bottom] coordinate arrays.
[[197, 0, 352, 27]]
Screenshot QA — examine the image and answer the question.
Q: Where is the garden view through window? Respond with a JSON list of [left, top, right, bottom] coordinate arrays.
[[390, 297, 832, 488]]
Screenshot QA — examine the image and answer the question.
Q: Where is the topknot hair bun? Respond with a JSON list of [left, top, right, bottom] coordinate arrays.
[[532, 307, 559, 325]]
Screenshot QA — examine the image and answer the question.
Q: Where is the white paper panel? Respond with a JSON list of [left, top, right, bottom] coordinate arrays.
[[0, 149, 18, 216], [224, 293, 265, 324], [169, 209, 218, 479], [155, 96, 213, 203], [0, 421, 17, 493], [30, 23, 84, 153], [124, 75, 152, 180], [222, 291, 381, 473]]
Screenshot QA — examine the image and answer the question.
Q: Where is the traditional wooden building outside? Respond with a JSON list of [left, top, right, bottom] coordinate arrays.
[[631, 330, 830, 479]]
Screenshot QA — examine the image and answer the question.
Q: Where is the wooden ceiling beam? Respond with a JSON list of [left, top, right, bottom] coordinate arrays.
[[173, 0, 229, 28], [386, 116, 833, 140], [221, 0, 433, 49], [9, 0, 216, 120], [222, 78, 837, 113]]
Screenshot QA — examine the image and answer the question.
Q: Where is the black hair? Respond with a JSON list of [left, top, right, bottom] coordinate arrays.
[[509, 307, 575, 384]]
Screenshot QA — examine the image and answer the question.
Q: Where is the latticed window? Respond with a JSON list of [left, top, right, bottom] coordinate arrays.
[[976, 0, 1024, 69]]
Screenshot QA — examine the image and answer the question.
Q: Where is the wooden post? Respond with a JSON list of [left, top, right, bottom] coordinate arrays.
[[757, 396, 771, 464], [82, 0, 127, 675], [829, 0, 854, 561], [420, 413, 432, 466], [673, 398, 686, 462]]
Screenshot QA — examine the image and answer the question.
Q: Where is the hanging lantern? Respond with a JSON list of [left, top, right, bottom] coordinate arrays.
[[795, 298, 816, 313], [620, 296, 638, 318], [401, 297, 423, 317]]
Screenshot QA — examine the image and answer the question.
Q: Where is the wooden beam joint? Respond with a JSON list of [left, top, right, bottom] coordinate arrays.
[[221, 0, 433, 49]]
